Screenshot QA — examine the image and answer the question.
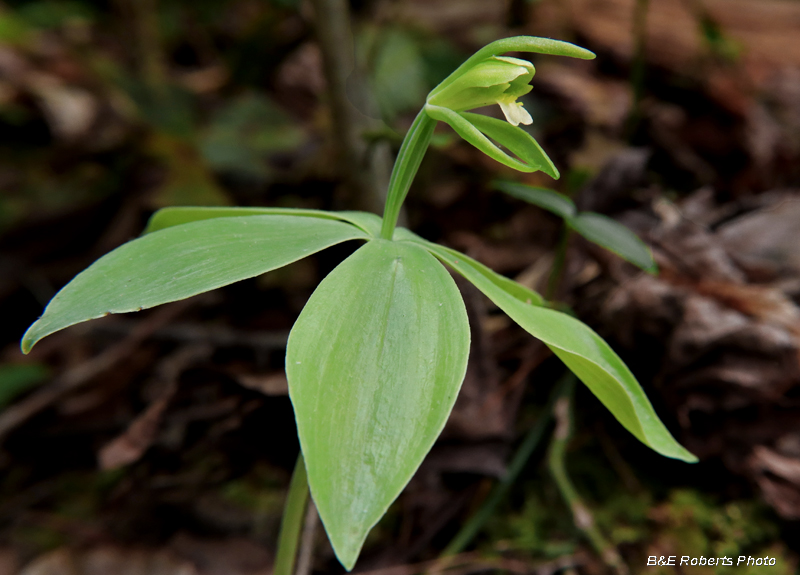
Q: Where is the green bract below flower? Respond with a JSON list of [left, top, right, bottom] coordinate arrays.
[[423, 36, 596, 178]]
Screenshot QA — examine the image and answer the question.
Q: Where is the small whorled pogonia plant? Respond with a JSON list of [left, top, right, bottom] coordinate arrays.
[[21, 36, 696, 571]]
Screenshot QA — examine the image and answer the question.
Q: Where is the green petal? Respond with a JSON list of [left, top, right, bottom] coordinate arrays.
[[425, 104, 535, 172], [462, 112, 559, 178]]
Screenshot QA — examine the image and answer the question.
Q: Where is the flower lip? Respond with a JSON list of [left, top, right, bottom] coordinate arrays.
[[498, 100, 533, 126]]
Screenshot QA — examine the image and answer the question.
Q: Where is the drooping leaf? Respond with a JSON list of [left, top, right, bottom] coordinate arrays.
[[416, 238, 695, 463], [569, 212, 657, 273], [22, 216, 369, 353], [286, 239, 470, 569], [144, 206, 382, 237], [494, 181, 575, 219]]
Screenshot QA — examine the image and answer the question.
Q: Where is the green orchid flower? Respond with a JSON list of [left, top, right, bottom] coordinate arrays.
[[423, 36, 596, 178]]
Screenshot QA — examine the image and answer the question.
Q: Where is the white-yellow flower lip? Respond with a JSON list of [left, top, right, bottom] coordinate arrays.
[[498, 100, 533, 126]]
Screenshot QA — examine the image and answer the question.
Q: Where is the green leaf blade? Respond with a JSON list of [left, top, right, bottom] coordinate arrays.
[[568, 212, 657, 273], [286, 240, 470, 569], [418, 240, 695, 463], [144, 206, 383, 237], [494, 181, 575, 219], [22, 216, 368, 353]]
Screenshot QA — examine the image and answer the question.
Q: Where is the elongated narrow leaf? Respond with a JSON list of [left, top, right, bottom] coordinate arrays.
[[425, 104, 535, 173], [287, 240, 470, 570], [144, 206, 383, 237], [494, 181, 575, 219], [22, 216, 368, 353], [417, 239, 696, 463], [568, 212, 657, 273], [462, 113, 559, 178]]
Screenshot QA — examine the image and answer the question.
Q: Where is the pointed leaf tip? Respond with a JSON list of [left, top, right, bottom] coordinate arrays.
[[21, 215, 368, 353], [287, 240, 470, 569]]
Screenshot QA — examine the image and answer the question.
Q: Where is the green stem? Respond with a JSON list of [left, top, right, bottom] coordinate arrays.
[[439, 371, 572, 557], [627, 0, 650, 138], [275, 454, 310, 575], [379, 110, 436, 240]]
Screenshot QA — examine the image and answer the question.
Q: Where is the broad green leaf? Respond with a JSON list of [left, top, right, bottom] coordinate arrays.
[[22, 216, 369, 353], [287, 239, 470, 569], [494, 181, 575, 219], [569, 212, 657, 273], [462, 113, 559, 178], [417, 239, 695, 463], [144, 206, 382, 237], [425, 104, 536, 173]]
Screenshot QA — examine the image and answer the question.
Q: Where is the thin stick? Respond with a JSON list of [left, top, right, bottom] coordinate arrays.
[[627, 0, 650, 136], [275, 454, 310, 575], [309, 0, 386, 214], [439, 371, 572, 558], [295, 499, 319, 575], [547, 378, 629, 575]]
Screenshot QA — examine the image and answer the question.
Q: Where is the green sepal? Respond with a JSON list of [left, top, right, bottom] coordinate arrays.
[[429, 36, 595, 102], [425, 104, 557, 176], [462, 112, 559, 178], [427, 56, 534, 112]]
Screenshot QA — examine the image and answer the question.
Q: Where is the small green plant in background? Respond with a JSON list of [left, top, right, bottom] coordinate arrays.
[[20, 36, 696, 571], [494, 181, 658, 274]]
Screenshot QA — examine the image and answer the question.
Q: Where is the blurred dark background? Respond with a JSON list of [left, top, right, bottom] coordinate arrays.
[[0, 0, 799, 573]]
